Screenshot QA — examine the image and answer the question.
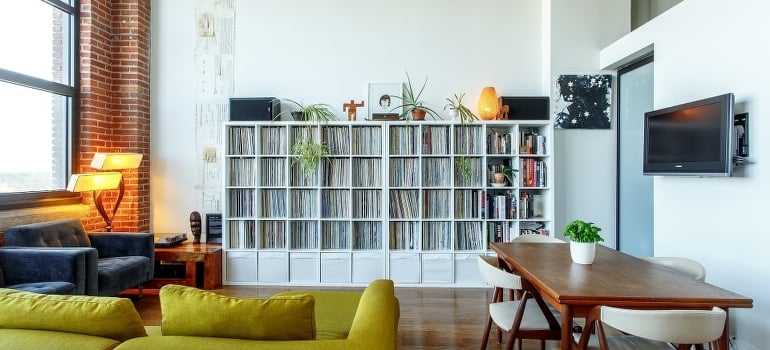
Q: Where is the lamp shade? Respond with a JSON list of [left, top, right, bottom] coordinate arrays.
[[478, 86, 501, 120], [90, 152, 143, 170], [66, 172, 122, 192]]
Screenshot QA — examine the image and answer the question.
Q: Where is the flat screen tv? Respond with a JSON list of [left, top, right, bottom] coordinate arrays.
[[643, 93, 734, 176]]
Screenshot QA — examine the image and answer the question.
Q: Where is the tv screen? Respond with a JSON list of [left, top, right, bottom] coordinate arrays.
[[643, 93, 734, 176]]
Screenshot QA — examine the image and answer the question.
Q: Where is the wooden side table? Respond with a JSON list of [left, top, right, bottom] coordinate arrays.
[[154, 242, 222, 290]]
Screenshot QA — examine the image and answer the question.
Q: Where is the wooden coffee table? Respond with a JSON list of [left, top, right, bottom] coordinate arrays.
[[154, 242, 222, 290]]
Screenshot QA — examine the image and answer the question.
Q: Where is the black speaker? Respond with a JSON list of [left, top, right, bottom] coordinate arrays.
[[501, 97, 550, 120], [229, 97, 280, 121]]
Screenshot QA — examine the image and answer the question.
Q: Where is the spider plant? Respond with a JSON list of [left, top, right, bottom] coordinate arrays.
[[390, 71, 440, 121], [291, 139, 329, 177], [280, 99, 337, 123], [455, 156, 474, 183], [444, 93, 478, 124]]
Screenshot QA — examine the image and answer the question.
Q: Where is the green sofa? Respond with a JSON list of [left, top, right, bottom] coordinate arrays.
[[0, 279, 399, 350]]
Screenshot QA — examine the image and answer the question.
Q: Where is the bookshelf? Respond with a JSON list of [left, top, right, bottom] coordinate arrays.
[[223, 120, 553, 286]]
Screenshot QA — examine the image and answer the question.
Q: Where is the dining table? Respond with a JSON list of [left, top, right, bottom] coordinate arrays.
[[490, 242, 753, 350]]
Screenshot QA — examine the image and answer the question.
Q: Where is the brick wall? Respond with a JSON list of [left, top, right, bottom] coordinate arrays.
[[78, 0, 150, 232]]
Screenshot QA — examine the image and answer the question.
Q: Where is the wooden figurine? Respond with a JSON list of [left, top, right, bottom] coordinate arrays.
[[343, 99, 365, 121]]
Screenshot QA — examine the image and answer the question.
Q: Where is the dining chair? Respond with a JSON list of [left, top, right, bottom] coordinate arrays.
[[576, 306, 727, 350], [477, 255, 561, 350], [641, 256, 706, 281], [512, 234, 565, 243]]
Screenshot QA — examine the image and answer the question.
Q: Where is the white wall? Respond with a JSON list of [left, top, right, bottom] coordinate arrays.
[[551, 0, 630, 247], [151, 0, 546, 233], [601, 1, 770, 348]]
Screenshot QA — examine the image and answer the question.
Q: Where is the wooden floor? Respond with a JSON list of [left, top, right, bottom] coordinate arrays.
[[132, 285, 561, 350]]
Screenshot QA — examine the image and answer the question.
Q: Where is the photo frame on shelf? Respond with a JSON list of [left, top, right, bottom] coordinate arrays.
[[368, 82, 403, 120]]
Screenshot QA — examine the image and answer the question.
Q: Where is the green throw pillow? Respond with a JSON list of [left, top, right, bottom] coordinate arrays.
[[0, 288, 147, 342], [159, 284, 316, 340]]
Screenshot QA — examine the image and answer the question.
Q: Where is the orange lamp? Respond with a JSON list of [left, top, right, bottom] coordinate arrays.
[[478, 86, 500, 120]]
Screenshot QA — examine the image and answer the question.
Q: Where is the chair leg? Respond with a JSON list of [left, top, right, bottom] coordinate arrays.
[[504, 328, 517, 350], [480, 315, 493, 350]]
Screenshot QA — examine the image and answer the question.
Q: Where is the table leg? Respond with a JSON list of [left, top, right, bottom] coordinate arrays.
[[185, 260, 196, 287], [561, 305, 573, 350], [203, 251, 222, 289]]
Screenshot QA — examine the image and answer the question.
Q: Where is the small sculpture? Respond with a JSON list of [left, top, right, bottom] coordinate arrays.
[[190, 211, 202, 244], [343, 99, 365, 121]]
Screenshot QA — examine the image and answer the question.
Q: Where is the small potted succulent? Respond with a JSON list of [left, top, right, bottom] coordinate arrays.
[[562, 220, 604, 264]]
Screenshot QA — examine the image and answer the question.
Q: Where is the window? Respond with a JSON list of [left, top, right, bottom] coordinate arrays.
[[0, 0, 78, 209]]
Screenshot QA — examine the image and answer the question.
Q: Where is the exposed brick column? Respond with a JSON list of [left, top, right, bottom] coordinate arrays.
[[79, 0, 150, 232]]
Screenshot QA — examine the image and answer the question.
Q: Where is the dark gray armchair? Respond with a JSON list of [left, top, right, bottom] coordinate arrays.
[[4, 219, 154, 296], [0, 248, 85, 294]]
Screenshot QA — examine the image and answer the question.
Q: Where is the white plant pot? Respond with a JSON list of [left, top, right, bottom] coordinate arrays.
[[570, 241, 596, 264], [446, 107, 459, 120]]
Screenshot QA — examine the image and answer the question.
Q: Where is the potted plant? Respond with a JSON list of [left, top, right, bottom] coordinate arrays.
[[446, 93, 478, 183], [492, 165, 518, 186], [444, 93, 477, 123], [278, 99, 336, 177], [562, 220, 604, 264], [390, 72, 440, 121], [280, 99, 337, 123]]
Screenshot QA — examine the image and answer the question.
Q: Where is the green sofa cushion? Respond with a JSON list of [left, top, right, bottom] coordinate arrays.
[[274, 290, 361, 340], [160, 284, 316, 340], [0, 288, 146, 342]]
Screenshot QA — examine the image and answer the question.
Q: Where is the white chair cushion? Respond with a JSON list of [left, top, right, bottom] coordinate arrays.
[[574, 333, 675, 350], [489, 298, 552, 332]]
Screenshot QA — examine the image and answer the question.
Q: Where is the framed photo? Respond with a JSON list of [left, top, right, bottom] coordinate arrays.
[[368, 82, 403, 120]]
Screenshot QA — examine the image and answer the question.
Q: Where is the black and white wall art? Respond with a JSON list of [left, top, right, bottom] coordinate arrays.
[[553, 74, 613, 129]]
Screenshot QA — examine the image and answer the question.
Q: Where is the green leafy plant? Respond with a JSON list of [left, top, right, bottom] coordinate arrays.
[[390, 71, 440, 120], [291, 139, 329, 177], [562, 220, 604, 243], [455, 156, 473, 183], [279, 99, 337, 123], [499, 165, 519, 185], [444, 93, 478, 123]]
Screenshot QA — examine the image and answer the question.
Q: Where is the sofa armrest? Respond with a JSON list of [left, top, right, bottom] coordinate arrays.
[[0, 248, 89, 295], [347, 279, 400, 349]]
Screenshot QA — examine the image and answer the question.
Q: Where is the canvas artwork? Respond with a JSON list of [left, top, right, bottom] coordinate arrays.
[[553, 74, 613, 129], [368, 82, 403, 120]]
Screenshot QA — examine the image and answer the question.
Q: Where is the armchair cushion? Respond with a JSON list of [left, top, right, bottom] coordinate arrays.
[[6, 282, 75, 294], [160, 284, 317, 341], [97, 256, 152, 296]]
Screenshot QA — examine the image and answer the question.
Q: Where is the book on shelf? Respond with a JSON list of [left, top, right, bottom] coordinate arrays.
[[519, 128, 547, 155]]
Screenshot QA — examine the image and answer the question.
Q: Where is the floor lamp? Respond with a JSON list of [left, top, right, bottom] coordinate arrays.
[[67, 172, 123, 231], [88, 152, 144, 232]]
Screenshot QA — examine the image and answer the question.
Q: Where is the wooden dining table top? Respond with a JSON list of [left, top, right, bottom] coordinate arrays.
[[490, 242, 753, 309], [490, 242, 753, 350]]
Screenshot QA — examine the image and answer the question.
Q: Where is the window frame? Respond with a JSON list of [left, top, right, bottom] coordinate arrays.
[[0, 0, 80, 210]]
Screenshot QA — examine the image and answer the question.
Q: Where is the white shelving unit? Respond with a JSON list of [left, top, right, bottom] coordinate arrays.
[[222, 120, 553, 286]]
